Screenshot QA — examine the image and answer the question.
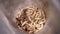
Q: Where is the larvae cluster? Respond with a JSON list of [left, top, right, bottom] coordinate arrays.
[[16, 6, 46, 34]]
